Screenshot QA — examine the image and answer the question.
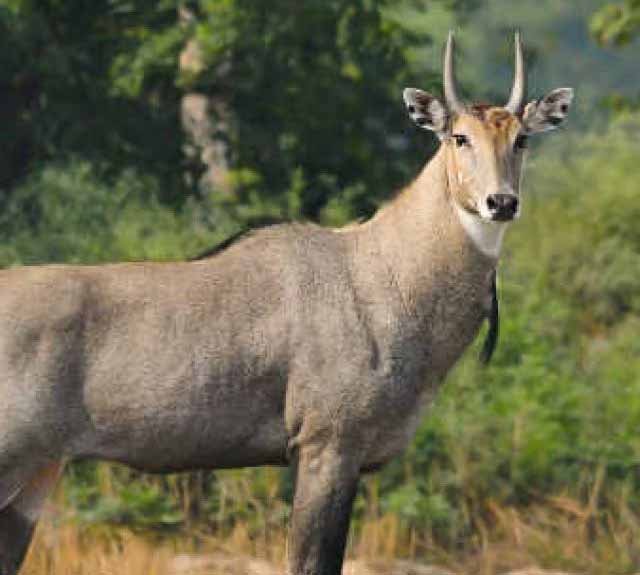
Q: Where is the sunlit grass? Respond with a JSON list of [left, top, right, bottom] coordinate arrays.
[[21, 479, 640, 575]]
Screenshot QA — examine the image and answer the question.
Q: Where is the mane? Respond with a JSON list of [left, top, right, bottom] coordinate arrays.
[[190, 217, 287, 261]]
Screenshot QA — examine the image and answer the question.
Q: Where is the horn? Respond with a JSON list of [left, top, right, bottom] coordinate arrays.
[[443, 31, 464, 114], [505, 31, 527, 114]]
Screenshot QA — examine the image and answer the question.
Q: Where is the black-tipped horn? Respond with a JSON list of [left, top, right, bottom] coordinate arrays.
[[505, 31, 527, 115], [443, 31, 464, 114]]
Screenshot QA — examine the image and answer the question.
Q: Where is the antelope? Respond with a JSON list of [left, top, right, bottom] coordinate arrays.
[[0, 32, 572, 575]]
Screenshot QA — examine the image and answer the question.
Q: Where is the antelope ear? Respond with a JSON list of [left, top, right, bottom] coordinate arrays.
[[522, 88, 574, 134], [403, 88, 448, 136]]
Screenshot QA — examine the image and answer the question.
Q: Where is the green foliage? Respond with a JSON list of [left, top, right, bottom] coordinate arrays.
[[526, 117, 640, 325], [0, 0, 192, 202], [0, 160, 218, 265], [0, 0, 452, 225], [64, 463, 184, 528], [590, 1, 640, 115], [188, 0, 431, 220], [592, 0, 640, 46]]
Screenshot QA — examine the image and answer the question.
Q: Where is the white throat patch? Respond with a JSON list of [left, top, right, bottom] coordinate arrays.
[[454, 205, 508, 259]]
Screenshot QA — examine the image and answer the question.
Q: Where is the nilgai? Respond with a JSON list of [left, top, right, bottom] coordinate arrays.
[[0, 32, 572, 575]]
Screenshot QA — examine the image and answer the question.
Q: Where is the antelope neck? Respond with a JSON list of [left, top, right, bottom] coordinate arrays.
[[354, 146, 497, 313]]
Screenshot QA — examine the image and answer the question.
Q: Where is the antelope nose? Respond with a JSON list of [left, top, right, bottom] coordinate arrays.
[[486, 194, 519, 221]]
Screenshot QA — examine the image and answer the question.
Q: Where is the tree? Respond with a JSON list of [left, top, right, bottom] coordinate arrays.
[[192, 0, 427, 222], [1, 0, 477, 227], [93, 0, 460, 224], [0, 0, 193, 205]]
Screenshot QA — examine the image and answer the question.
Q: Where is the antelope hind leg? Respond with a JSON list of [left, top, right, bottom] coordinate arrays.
[[0, 462, 64, 575], [287, 443, 360, 575]]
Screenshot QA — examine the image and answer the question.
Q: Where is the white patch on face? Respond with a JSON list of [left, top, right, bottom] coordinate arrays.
[[454, 204, 508, 259]]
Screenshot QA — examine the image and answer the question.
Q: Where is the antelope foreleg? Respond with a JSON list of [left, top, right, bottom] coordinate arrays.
[[287, 443, 360, 575], [0, 504, 36, 575], [0, 462, 64, 575]]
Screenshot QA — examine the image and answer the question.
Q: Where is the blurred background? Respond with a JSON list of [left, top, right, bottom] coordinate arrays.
[[1, 1, 639, 574]]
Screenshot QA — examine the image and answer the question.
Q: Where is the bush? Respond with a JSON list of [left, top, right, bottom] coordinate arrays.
[[0, 160, 219, 265]]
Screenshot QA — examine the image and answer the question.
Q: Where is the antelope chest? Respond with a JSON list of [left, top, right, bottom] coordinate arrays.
[[360, 385, 438, 471], [358, 284, 490, 469]]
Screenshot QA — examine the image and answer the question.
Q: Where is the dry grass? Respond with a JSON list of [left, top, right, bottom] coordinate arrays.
[[23, 516, 287, 575], [18, 468, 640, 575], [21, 496, 640, 575], [23, 524, 174, 575], [451, 498, 640, 575]]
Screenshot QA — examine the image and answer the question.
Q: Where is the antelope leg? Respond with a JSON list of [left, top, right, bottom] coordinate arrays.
[[287, 443, 360, 575], [0, 462, 64, 575]]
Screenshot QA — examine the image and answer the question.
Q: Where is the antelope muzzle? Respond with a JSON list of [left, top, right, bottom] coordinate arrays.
[[486, 193, 519, 221]]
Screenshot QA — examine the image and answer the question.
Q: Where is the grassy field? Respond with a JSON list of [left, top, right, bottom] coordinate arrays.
[[21, 475, 640, 575]]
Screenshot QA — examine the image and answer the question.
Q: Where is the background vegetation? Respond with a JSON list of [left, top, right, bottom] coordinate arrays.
[[1, 0, 639, 573]]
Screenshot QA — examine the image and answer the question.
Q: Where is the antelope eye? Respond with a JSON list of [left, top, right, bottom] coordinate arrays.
[[515, 134, 529, 150], [453, 134, 470, 148]]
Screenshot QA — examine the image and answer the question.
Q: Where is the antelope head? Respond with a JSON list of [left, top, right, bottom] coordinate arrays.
[[403, 32, 573, 242]]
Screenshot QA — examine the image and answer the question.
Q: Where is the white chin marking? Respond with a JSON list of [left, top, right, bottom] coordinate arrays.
[[454, 205, 508, 259]]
